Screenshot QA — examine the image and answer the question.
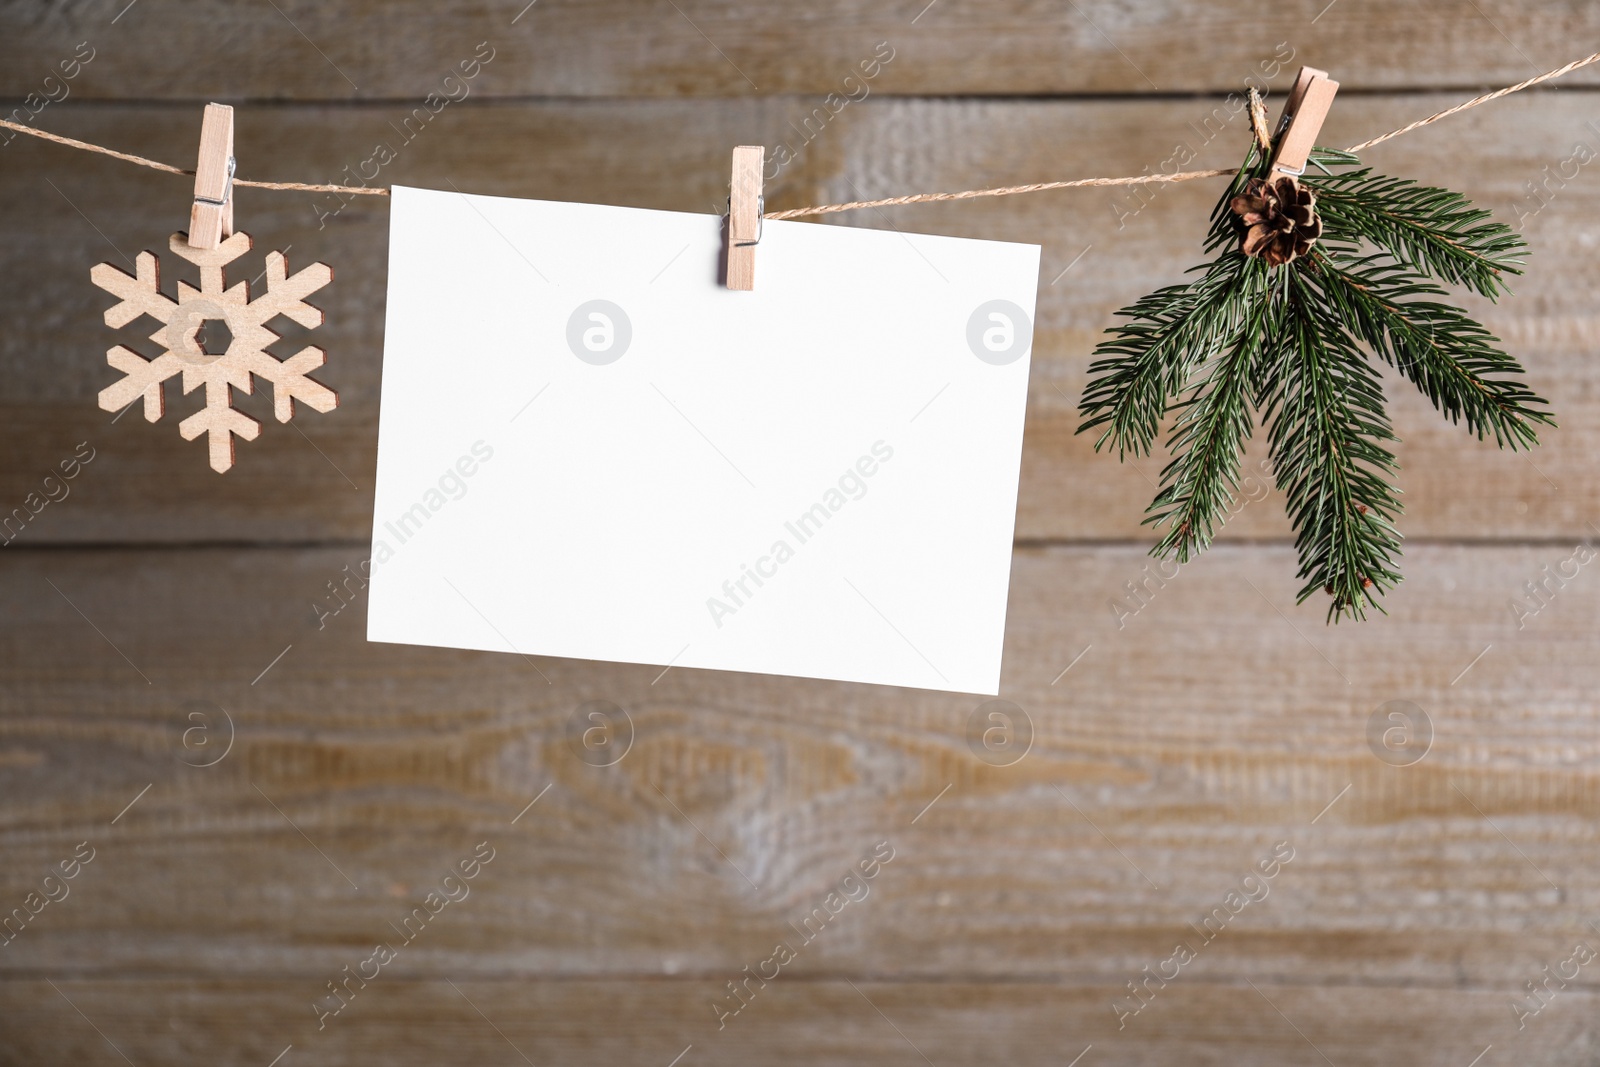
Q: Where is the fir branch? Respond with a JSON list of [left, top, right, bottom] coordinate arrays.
[[1077, 253, 1251, 457], [1078, 149, 1271, 459], [1312, 247, 1554, 448], [1076, 134, 1551, 622], [1265, 265, 1404, 621], [1305, 149, 1526, 297], [1145, 257, 1273, 560]]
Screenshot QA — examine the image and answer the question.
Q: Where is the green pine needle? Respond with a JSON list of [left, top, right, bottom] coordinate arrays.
[[1310, 246, 1552, 449], [1268, 262, 1405, 620], [1077, 253, 1253, 458], [1144, 256, 1271, 560], [1306, 148, 1526, 297], [1077, 138, 1554, 621]]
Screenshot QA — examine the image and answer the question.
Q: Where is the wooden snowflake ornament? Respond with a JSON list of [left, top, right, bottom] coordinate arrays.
[[89, 102, 337, 473], [90, 231, 337, 473]]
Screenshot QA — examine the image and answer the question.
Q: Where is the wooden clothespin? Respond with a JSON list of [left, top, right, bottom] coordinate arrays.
[[725, 145, 764, 290], [188, 102, 235, 250], [1269, 67, 1339, 178]]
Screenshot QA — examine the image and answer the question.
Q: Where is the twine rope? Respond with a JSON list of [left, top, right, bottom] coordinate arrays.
[[768, 49, 1600, 219], [0, 120, 388, 194], [3, 48, 1597, 217]]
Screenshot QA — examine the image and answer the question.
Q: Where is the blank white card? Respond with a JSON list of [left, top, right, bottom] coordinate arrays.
[[368, 185, 1040, 693]]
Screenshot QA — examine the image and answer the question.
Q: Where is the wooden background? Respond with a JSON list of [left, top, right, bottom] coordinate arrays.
[[3, 2, 1599, 1064]]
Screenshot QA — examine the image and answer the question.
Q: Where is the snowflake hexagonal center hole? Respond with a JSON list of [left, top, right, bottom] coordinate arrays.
[[163, 297, 237, 366], [193, 317, 233, 357]]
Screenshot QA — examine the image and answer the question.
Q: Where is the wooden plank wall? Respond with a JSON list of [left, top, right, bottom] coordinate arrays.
[[3, 3, 1599, 1064]]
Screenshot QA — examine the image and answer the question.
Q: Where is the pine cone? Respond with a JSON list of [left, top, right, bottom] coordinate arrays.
[[1230, 175, 1321, 266]]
